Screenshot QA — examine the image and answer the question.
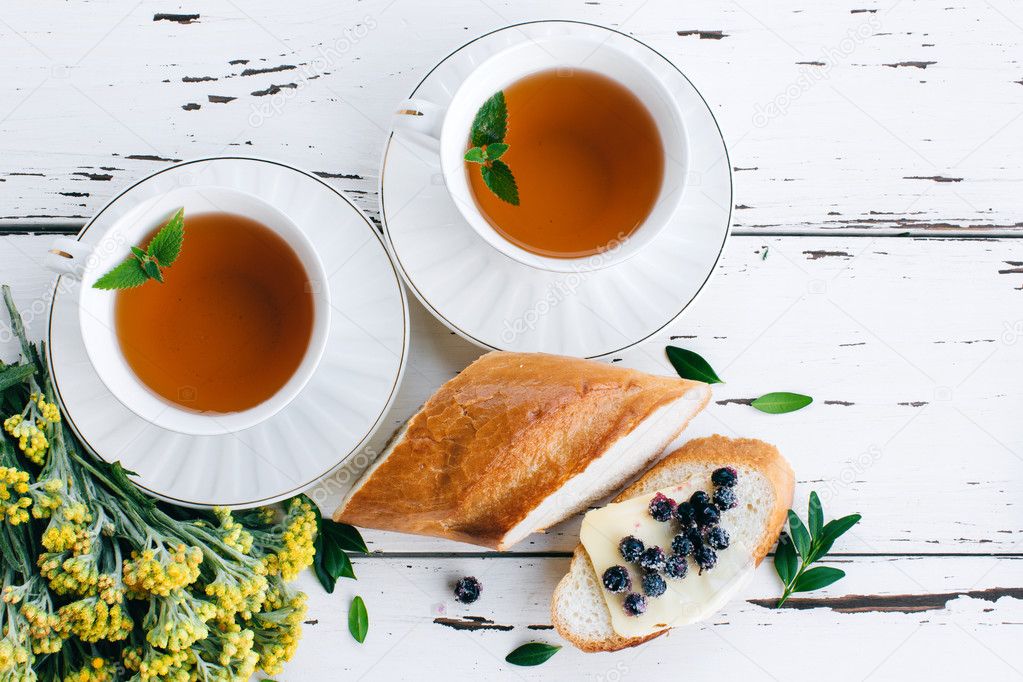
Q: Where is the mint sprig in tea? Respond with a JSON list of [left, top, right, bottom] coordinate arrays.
[[464, 68, 664, 259], [113, 211, 314, 413]]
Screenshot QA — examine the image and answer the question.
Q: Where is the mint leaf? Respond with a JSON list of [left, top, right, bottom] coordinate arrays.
[[130, 246, 146, 260], [348, 596, 368, 643], [793, 566, 845, 593], [464, 147, 486, 164], [93, 257, 150, 290], [751, 392, 813, 414], [506, 643, 560, 667], [470, 91, 507, 147], [665, 346, 723, 384], [147, 208, 184, 267], [481, 159, 519, 206], [142, 259, 163, 283], [486, 142, 509, 160]]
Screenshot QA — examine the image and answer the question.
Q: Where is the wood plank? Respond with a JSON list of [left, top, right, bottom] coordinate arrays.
[[2, 234, 1019, 554], [1, 0, 1022, 233], [284, 554, 1023, 680]]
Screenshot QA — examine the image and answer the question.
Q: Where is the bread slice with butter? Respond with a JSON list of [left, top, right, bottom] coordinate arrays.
[[335, 352, 711, 550], [551, 435, 794, 652]]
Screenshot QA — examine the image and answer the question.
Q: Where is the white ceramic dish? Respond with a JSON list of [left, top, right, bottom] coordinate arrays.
[[47, 157, 410, 507], [380, 21, 732, 358]]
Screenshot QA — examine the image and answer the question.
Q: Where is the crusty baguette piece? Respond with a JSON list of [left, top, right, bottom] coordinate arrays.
[[551, 435, 794, 652], [334, 352, 711, 550]]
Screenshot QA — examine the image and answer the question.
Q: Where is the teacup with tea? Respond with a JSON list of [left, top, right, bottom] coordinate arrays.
[[394, 33, 688, 272], [48, 187, 330, 436]]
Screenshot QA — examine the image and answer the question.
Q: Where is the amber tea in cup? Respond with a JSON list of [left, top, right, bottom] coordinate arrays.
[[114, 212, 314, 413], [467, 68, 665, 259]]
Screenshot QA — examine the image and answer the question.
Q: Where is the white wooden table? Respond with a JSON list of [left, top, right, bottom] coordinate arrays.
[[2, 1, 1021, 679]]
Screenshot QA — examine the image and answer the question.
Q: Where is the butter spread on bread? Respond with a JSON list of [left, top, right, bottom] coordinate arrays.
[[552, 436, 794, 652], [580, 482, 755, 638], [334, 352, 711, 550]]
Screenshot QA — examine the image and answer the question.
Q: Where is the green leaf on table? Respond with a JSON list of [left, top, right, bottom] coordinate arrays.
[[812, 513, 861, 560], [787, 510, 811, 559], [92, 257, 149, 290], [751, 392, 813, 414], [793, 566, 846, 593], [481, 159, 519, 206], [505, 642, 561, 667], [808, 491, 823, 539], [665, 346, 723, 384], [130, 245, 147, 260], [470, 91, 507, 147], [147, 208, 185, 267], [348, 596, 368, 643], [773, 532, 798, 586]]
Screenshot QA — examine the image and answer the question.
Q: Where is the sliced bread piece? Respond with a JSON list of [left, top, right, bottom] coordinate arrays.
[[551, 435, 794, 652], [334, 351, 711, 550]]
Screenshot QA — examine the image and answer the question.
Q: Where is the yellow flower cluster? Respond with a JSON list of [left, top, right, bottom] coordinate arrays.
[[123, 542, 202, 597], [55, 597, 132, 643], [214, 507, 254, 554], [19, 603, 62, 654], [30, 393, 60, 424], [204, 569, 268, 624], [250, 580, 308, 675], [216, 627, 257, 671], [62, 657, 116, 682], [0, 466, 32, 525], [38, 551, 100, 597], [28, 478, 63, 520], [41, 523, 89, 554], [3, 415, 48, 465], [0, 637, 32, 678], [262, 497, 317, 582], [145, 588, 217, 651], [122, 646, 191, 682]]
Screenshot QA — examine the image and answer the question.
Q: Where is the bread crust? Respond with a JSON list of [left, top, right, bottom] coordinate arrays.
[[334, 352, 709, 549], [552, 435, 794, 652]]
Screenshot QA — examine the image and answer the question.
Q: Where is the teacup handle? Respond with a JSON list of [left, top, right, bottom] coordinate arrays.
[[44, 237, 94, 280], [393, 98, 444, 139]]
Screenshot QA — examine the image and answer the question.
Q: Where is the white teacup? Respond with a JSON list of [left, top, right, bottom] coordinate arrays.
[[45, 186, 331, 436], [392, 31, 688, 273]]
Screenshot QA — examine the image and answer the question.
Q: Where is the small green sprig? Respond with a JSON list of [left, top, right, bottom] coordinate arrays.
[[774, 491, 861, 607], [93, 207, 185, 289], [464, 91, 519, 205]]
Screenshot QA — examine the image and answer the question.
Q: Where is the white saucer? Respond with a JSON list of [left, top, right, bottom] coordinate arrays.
[[48, 157, 409, 507], [380, 21, 732, 359]]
